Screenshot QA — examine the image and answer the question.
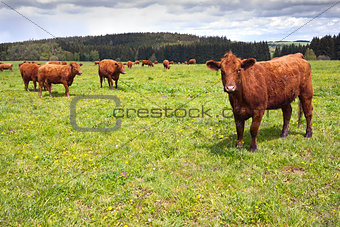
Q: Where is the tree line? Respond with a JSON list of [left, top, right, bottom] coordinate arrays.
[[0, 33, 270, 63], [273, 33, 340, 60], [0, 32, 338, 62]]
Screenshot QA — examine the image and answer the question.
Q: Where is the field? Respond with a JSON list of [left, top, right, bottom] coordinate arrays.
[[0, 61, 339, 226]]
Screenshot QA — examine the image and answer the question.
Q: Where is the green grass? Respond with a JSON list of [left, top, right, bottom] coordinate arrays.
[[0, 61, 339, 226]]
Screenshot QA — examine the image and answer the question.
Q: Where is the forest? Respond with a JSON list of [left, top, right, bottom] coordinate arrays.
[[0, 32, 339, 62]]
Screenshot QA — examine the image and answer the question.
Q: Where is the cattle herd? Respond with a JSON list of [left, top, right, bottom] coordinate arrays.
[[0, 52, 313, 151]]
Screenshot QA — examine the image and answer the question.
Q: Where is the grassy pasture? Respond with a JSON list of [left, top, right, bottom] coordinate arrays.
[[0, 61, 339, 226]]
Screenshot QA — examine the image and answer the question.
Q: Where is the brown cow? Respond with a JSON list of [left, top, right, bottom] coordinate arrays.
[[206, 51, 313, 152], [163, 60, 170, 69], [94, 61, 100, 65], [142, 60, 154, 67], [47, 61, 60, 65], [127, 61, 133, 69], [169, 61, 174, 64], [188, 59, 196, 64], [183, 61, 188, 64], [38, 62, 82, 98], [134, 60, 140, 65], [154, 61, 158, 64], [20, 62, 40, 91], [0, 63, 13, 72], [99, 59, 126, 90]]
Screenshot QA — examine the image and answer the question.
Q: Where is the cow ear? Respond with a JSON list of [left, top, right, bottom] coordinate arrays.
[[79, 63, 83, 66], [206, 60, 221, 71], [241, 58, 256, 70]]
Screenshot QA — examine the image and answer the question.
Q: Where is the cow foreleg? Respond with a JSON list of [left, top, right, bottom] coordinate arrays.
[[62, 82, 69, 97], [48, 83, 53, 97], [38, 81, 44, 98], [108, 77, 113, 90], [24, 80, 30, 92], [115, 80, 118, 89], [33, 79, 37, 92], [280, 104, 292, 138], [234, 116, 245, 148], [249, 110, 264, 152]]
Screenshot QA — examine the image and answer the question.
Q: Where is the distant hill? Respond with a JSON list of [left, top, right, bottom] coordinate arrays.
[[0, 32, 270, 62]]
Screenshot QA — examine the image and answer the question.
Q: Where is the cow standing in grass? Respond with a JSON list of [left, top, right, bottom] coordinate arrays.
[[98, 59, 126, 89], [188, 59, 196, 64], [0, 63, 13, 71], [20, 62, 40, 92], [163, 60, 170, 69], [38, 62, 82, 98], [206, 51, 313, 152], [127, 61, 133, 69]]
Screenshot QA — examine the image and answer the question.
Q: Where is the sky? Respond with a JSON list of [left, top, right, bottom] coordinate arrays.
[[0, 0, 339, 43]]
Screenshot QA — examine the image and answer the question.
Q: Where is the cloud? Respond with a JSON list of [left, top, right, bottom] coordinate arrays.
[[0, 0, 339, 43]]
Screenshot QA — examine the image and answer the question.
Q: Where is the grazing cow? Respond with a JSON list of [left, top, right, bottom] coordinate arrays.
[[47, 61, 60, 65], [206, 51, 313, 152], [127, 61, 133, 69], [0, 63, 13, 72], [62, 61, 67, 65], [183, 61, 188, 64], [169, 61, 174, 64], [163, 60, 170, 69], [142, 60, 154, 67], [98, 59, 126, 90], [94, 61, 100, 65], [134, 60, 140, 65], [188, 59, 196, 64], [154, 61, 158, 64], [20, 62, 40, 92], [38, 62, 82, 98]]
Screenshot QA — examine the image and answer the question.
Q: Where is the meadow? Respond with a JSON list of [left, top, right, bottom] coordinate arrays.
[[0, 60, 339, 226]]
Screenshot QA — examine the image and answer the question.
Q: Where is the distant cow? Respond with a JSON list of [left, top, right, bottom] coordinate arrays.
[[134, 60, 140, 65], [20, 62, 40, 92], [154, 61, 158, 64], [62, 61, 67, 65], [142, 60, 154, 67], [98, 59, 126, 89], [206, 51, 313, 152], [47, 61, 60, 65], [38, 62, 82, 98], [127, 61, 133, 69], [0, 63, 13, 72], [169, 61, 174, 64], [163, 60, 170, 69], [94, 61, 100, 65], [183, 61, 188, 64], [188, 59, 196, 64]]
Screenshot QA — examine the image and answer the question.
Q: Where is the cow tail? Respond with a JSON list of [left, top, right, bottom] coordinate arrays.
[[298, 99, 303, 128]]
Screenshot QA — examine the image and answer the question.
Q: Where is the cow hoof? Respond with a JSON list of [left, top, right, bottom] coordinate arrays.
[[236, 142, 244, 149], [249, 144, 257, 153], [280, 132, 288, 138], [305, 132, 312, 138]]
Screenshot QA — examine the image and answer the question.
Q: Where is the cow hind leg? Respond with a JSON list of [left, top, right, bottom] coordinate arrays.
[[280, 104, 292, 138], [299, 96, 313, 138], [33, 79, 37, 92], [249, 110, 264, 152], [48, 83, 53, 97], [100, 76, 103, 88], [115, 80, 118, 89]]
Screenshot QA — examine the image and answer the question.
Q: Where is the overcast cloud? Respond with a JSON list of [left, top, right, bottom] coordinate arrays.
[[0, 0, 339, 43]]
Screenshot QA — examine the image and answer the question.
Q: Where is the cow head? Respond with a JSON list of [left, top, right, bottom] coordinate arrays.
[[69, 62, 82, 75], [206, 51, 256, 93], [116, 62, 126, 74]]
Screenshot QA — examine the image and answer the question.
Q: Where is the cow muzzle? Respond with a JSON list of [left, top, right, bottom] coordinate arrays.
[[225, 85, 236, 93]]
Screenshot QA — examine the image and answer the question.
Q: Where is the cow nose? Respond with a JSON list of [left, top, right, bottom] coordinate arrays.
[[226, 86, 235, 91]]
